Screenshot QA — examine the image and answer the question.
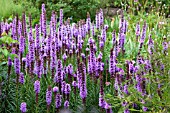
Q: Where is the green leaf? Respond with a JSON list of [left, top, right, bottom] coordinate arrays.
[[2, 48, 8, 57], [9, 53, 18, 60], [0, 61, 7, 66], [0, 35, 18, 44]]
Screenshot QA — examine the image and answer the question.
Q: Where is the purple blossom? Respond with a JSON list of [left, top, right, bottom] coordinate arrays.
[[55, 94, 62, 108], [96, 11, 100, 29], [101, 28, 106, 42], [72, 81, 77, 87], [35, 24, 40, 50], [19, 72, 24, 84], [54, 60, 63, 83], [61, 81, 66, 93], [100, 41, 104, 49], [46, 86, 52, 106], [162, 41, 168, 53], [91, 24, 95, 36], [142, 106, 148, 112], [109, 49, 116, 76], [79, 63, 87, 99], [122, 101, 128, 107], [139, 22, 147, 44], [119, 33, 125, 50], [64, 83, 71, 94], [19, 36, 25, 53], [59, 9, 63, 27], [114, 77, 119, 90], [123, 84, 129, 95], [62, 53, 67, 61], [36, 59, 42, 78], [50, 40, 56, 70], [86, 48, 90, 52], [68, 64, 73, 75], [81, 53, 86, 59], [64, 100, 69, 108], [144, 60, 151, 71], [34, 80, 40, 94], [148, 34, 154, 55], [22, 58, 27, 63], [112, 30, 116, 45], [124, 108, 130, 113], [99, 94, 105, 108], [41, 4, 47, 38], [20, 102, 27, 113], [8, 57, 12, 66], [86, 12, 91, 32], [160, 63, 164, 71], [14, 57, 20, 75], [104, 25, 109, 30], [80, 83, 87, 99], [99, 9, 104, 26], [105, 102, 111, 109], [53, 86, 59, 93]]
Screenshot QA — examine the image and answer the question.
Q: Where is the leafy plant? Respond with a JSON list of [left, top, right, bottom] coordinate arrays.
[[0, 0, 23, 20]]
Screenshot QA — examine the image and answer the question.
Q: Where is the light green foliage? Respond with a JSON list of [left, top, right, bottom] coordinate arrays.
[[104, 9, 170, 112], [0, 0, 23, 19], [0, 35, 18, 64]]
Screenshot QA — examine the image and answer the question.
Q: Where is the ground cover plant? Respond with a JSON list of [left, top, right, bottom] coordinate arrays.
[[0, 3, 170, 113]]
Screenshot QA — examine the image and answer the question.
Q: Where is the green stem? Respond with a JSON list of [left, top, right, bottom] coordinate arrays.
[[16, 75, 19, 113], [47, 105, 50, 113]]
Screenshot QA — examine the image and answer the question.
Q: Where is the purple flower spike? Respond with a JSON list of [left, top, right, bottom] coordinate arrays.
[[14, 57, 20, 75], [41, 4, 47, 38], [34, 80, 40, 94], [112, 30, 116, 46], [20, 102, 27, 113], [86, 12, 91, 32], [109, 49, 116, 77], [99, 9, 104, 26], [64, 83, 71, 94], [55, 94, 62, 109], [96, 11, 100, 29], [68, 64, 73, 75], [105, 102, 111, 109], [64, 100, 69, 108], [19, 72, 25, 84], [59, 9, 63, 27], [19, 36, 25, 53], [46, 86, 52, 106], [99, 41, 104, 49], [99, 95, 105, 108], [139, 22, 147, 44], [8, 57, 12, 66], [62, 53, 67, 61], [148, 34, 154, 55], [136, 22, 140, 37]]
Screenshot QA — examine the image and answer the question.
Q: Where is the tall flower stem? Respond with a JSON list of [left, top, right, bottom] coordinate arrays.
[[47, 105, 50, 113], [36, 93, 38, 112]]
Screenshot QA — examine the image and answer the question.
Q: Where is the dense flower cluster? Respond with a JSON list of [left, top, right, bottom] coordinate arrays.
[[1, 3, 169, 113]]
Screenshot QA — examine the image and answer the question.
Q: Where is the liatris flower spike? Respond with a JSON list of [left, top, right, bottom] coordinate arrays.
[[20, 102, 27, 113]]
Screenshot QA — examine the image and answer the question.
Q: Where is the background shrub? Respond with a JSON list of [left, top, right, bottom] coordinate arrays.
[[0, 0, 23, 20]]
